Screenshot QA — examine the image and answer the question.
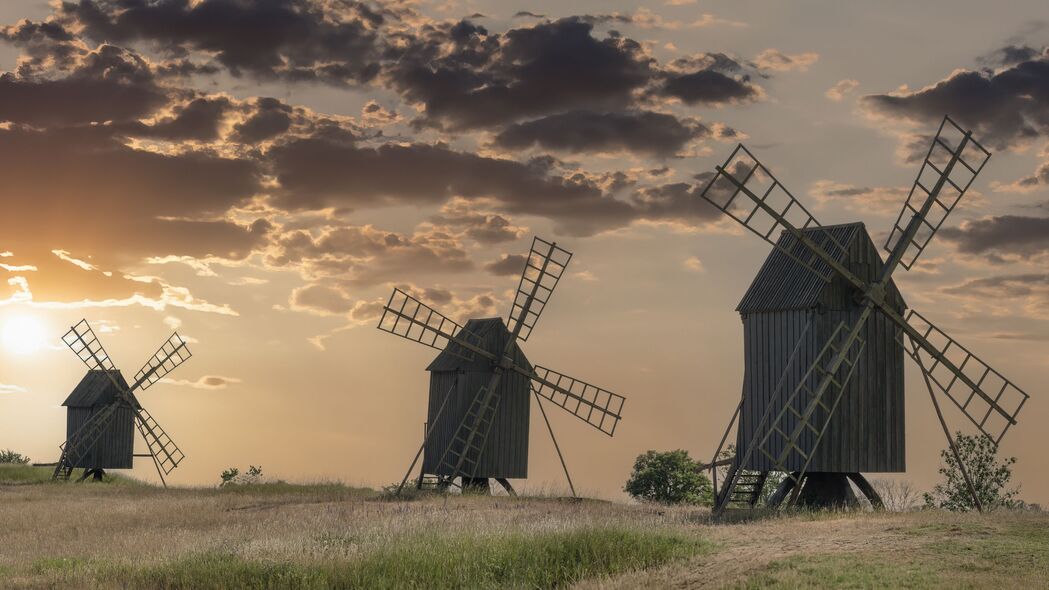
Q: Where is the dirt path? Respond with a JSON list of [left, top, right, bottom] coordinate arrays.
[[576, 512, 935, 589]]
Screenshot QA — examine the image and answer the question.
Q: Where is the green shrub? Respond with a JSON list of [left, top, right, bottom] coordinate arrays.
[[625, 449, 713, 506]]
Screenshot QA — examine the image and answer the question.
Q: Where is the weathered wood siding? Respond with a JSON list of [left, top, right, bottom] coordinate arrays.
[[65, 406, 135, 469], [422, 369, 530, 478], [737, 309, 905, 472]]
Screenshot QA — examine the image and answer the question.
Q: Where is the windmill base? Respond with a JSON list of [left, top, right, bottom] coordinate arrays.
[[446, 477, 517, 496], [768, 472, 883, 509], [77, 468, 106, 482]]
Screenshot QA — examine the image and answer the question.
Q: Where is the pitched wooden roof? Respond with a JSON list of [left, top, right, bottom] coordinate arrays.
[[62, 370, 137, 408], [737, 222, 907, 314], [426, 318, 532, 373]]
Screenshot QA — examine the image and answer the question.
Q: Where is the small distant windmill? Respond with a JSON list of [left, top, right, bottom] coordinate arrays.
[[698, 116, 1030, 514], [53, 320, 191, 485], [377, 237, 626, 495]]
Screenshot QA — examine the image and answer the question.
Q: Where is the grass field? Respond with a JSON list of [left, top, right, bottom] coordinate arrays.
[[1, 464, 1046, 589]]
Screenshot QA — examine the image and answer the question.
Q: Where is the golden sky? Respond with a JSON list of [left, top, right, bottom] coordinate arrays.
[[0, 0, 1047, 504]]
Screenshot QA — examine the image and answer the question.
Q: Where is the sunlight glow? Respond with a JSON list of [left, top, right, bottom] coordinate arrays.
[[2, 315, 47, 355]]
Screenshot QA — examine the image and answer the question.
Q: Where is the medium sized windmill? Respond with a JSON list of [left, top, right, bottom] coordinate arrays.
[[54, 319, 191, 485], [697, 116, 1030, 514], [378, 237, 626, 496]]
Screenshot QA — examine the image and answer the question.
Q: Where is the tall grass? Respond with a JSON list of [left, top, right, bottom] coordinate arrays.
[[36, 528, 707, 589]]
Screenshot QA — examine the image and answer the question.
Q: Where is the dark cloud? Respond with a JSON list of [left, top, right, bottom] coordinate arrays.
[[940, 215, 1049, 261], [493, 110, 707, 156], [387, 17, 655, 129], [430, 201, 525, 244], [513, 11, 546, 19], [232, 97, 293, 144], [0, 125, 267, 267], [660, 68, 758, 105], [61, 0, 385, 84], [120, 96, 232, 141], [942, 274, 1049, 318], [484, 253, 526, 276], [266, 135, 636, 235], [860, 50, 1049, 150], [0, 45, 167, 126], [977, 44, 1046, 68]]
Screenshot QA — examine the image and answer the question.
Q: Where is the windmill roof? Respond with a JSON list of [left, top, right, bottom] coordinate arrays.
[[426, 317, 532, 373], [737, 222, 907, 314], [62, 370, 137, 408]]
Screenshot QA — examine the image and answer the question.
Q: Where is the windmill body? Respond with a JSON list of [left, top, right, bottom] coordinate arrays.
[[424, 318, 532, 480], [52, 320, 192, 485], [378, 236, 626, 495], [737, 223, 906, 475], [62, 370, 137, 470], [697, 117, 1031, 514]]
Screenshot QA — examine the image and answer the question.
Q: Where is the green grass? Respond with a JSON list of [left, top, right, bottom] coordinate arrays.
[[0, 463, 146, 486], [739, 513, 1049, 589], [30, 528, 709, 590]]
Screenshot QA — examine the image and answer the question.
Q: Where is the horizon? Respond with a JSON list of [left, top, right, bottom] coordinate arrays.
[[0, 0, 1047, 505]]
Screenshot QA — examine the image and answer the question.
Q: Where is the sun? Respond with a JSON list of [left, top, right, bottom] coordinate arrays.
[[2, 315, 47, 355]]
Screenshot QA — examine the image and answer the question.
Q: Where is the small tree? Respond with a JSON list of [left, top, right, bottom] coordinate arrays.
[[872, 478, 919, 512], [219, 465, 264, 487], [625, 449, 712, 506], [0, 449, 30, 464], [923, 432, 1018, 511]]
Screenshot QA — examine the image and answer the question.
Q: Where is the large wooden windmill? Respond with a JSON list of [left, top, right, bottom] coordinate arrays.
[[699, 116, 1030, 514], [377, 237, 626, 495], [54, 319, 191, 485]]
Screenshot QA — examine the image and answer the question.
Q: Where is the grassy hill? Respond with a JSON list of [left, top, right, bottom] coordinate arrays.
[[1, 464, 1046, 589]]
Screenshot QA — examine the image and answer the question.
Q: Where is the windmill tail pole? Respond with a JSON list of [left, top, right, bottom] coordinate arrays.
[[535, 391, 576, 498], [909, 339, 983, 513]]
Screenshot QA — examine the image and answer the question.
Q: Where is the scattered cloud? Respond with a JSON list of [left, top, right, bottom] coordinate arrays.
[[825, 79, 860, 101], [683, 256, 705, 272], [753, 49, 819, 72], [493, 110, 708, 157], [163, 375, 242, 390], [0, 383, 27, 394]]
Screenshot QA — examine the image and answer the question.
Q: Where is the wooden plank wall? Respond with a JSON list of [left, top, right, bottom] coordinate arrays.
[[738, 309, 905, 472], [422, 370, 530, 478], [66, 406, 135, 469]]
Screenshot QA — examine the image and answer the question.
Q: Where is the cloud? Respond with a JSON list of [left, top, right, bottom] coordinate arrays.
[[484, 253, 527, 276], [0, 383, 27, 394], [942, 274, 1049, 319], [387, 17, 655, 130], [268, 223, 474, 287], [0, 44, 167, 127], [809, 180, 908, 215], [657, 53, 761, 106], [493, 110, 708, 157], [230, 97, 293, 144], [753, 49, 819, 72], [683, 256, 704, 272], [60, 0, 385, 85], [860, 48, 1049, 150], [825, 79, 859, 101], [429, 199, 527, 244], [940, 215, 1049, 262], [162, 375, 242, 390]]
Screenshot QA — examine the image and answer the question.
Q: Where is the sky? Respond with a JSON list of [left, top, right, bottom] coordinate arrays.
[[0, 0, 1047, 503]]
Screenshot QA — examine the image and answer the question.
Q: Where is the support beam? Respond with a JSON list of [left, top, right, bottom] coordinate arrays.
[[535, 391, 576, 498]]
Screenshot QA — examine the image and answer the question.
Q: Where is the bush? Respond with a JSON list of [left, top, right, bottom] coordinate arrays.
[[624, 450, 712, 506], [219, 465, 263, 487], [0, 449, 30, 464], [923, 432, 1018, 511]]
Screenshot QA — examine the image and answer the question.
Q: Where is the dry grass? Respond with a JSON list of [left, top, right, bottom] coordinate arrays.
[[1, 465, 1047, 589]]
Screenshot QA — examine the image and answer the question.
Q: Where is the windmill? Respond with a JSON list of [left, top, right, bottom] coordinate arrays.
[[53, 319, 191, 486], [377, 237, 626, 496], [698, 116, 1030, 514]]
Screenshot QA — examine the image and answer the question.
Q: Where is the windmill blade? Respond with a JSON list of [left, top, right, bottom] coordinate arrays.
[[699, 145, 860, 285], [131, 333, 192, 392], [63, 319, 117, 372], [902, 311, 1028, 444], [884, 116, 991, 272], [507, 237, 573, 341], [134, 407, 185, 475], [377, 288, 490, 363], [524, 365, 625, 436]]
